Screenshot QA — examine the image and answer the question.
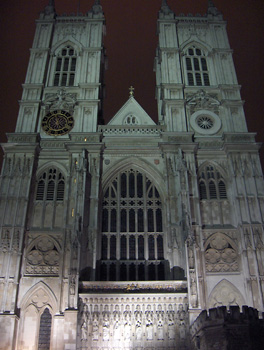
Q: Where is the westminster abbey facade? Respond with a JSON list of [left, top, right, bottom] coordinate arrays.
[[0, 1, 264, 349]]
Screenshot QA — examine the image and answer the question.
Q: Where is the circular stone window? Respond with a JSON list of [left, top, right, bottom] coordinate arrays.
[[190, 110, 221, 135]]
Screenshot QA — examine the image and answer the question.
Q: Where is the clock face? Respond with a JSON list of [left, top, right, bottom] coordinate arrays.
[[42, 110, 74, 136]]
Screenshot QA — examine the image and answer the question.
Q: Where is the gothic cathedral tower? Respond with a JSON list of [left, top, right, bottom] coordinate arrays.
[[0, 1, 105, 349], [0, 1, 264, 350]]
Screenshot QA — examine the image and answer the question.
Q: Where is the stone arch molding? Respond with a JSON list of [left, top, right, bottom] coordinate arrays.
[[51, 39, 83, 56], [36, 161, 68, 179], [18, 282, 56, 350], [102, 157, 166, 200], [181, 40, 213, 55], [19, 281, 58, 313], [198, 160, 228, 180], [208, 279, 245, 309]]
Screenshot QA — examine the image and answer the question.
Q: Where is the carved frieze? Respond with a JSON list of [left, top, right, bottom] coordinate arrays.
[[42, 89, 77, 113], [186, 90, 220, 110], [78, 294, 189, 348]]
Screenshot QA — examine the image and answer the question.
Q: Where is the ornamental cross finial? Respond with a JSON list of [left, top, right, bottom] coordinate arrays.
[[129, 86, 135, 97]]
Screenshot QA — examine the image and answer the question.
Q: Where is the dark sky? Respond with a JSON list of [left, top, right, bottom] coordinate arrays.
[[0, 0, 263, 169]]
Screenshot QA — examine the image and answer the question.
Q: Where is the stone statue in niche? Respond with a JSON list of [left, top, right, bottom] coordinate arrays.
[[188, 247, 195, 269], [190, 271, 198, 308], [135, 320, 142, 340], [156, 304, 164, 321], [92, 305, 100, 321], [177, 304, 186, 321], [102, 317, 110, 341], [113, 304, 121, 320], [92, 318, 99, 341], [103, 304, 110, 320], [146, 318, 153, 340], [83, 303, 89, 320], [70, 275, 76, 295], [179, 320, 186, 340], [171, 227, 179, 249], [69, 273, 76, 308], [145, 304, 153, 321], [134, 304, 142, 321], [113, 320, 121, 340], [167, 304, 175, 321], [157, 319, 164, 340], [167, 304, 175, 340], [124, 304, 132, 320], [168, 321, 175, 340], [124, 319, 131, 340], [81, 320, 87, 341]]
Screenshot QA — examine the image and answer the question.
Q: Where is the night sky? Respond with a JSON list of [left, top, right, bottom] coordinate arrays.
[[0, 0, 263, 170]]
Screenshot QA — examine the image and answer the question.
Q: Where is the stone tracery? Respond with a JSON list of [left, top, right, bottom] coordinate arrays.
[[204, 233, 239, 273]]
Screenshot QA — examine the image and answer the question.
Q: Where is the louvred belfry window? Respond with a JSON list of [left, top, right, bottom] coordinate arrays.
[[198, 165, 227, 200], [185, 46, 210, 86], [36, 168, 65, 202], [101, 169, 164, 262], [53, 46, 77, 87]]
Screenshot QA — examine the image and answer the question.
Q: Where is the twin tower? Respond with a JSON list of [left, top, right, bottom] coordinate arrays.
[[0, 1, 264, 349]]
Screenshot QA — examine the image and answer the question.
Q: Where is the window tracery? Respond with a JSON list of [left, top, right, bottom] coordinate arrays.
[[204, 234, 239, 273], [199, 165, 227, 200], [36, 168, 65, 202], [53, 46, 77, 87], [185, 46, 210, 86], [25, 237, 60, 275], [100, 169, 164, 281]]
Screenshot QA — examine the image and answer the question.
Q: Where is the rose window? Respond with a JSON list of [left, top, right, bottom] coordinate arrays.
[[197, 115, 214, 129]]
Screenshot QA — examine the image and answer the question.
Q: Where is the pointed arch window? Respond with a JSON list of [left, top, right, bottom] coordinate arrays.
[[185, 46, 210, 86], [100, 169, 164, 280], [38, 308, 52, 350], [36, 168, 65, 202], [198, 165, 227, 200], [102, 170, 163, 235], [54, 46, 77, 87]]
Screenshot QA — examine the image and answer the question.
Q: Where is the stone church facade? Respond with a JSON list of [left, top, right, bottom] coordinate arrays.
[[0, 1, 264, 349]]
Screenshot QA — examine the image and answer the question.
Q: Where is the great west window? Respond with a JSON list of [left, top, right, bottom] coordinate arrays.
[[99, 169, 165, 281]]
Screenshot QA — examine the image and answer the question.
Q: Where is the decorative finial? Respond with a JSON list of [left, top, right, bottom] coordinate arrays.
[[129, 86, 135, 97], [44, 0, 55, 15], [92, 0, 103, 14], [159, 0, 174, 19], [207, 0, 222, 16]]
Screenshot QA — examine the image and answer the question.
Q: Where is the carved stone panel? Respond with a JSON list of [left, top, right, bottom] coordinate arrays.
[[204, 233, 239, 273], [25, 236, 60, 275]]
